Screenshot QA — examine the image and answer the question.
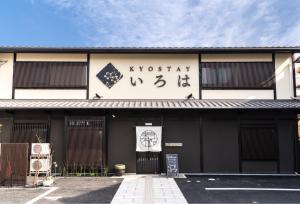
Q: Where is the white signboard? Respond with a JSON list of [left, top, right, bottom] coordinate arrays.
[[136, 126, 162, 152], [89, 54, 199, 99]]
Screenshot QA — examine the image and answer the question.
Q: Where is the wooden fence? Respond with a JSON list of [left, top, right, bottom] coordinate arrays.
[[0, 143, 28, 186]]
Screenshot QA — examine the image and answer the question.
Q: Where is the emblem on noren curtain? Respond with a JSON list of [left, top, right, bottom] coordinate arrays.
[[97, 63, 123, 88], [140, 130, 158, 148], [136, 126, 162, 152]]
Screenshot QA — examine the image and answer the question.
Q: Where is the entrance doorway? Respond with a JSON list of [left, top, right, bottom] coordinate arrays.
[[136, 152, 160, 174], [135, 125, 162, 174]]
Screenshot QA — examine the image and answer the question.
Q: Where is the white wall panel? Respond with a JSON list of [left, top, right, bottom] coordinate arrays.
[[275, 53, 293, 99], [15, 89, 86, 99], [0, 53, 13, 99], [201, 54, 272, 62], [16, 53, 87, 62], [202, 90, 274, 99]]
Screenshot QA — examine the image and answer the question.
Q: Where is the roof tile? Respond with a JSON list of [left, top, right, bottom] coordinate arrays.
[[0, 99, 299, 110]]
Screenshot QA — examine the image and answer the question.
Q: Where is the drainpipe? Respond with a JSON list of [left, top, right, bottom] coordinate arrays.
[[290, 55, 300, 100]]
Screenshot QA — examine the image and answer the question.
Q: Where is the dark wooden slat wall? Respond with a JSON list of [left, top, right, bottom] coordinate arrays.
[[66, 119, 104, 170], [0, 143, 28, 186], [66, 128, 103, 168], [0, 110, 297, 174]]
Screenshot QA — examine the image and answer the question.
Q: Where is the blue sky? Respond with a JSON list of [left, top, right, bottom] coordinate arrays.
[[1, 0, 300, 47]]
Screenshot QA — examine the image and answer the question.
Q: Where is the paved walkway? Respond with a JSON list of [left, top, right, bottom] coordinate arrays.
[[111, 175, 187, 204]]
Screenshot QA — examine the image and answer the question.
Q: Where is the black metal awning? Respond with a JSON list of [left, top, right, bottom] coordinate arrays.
[[0, 99, 299, 110]]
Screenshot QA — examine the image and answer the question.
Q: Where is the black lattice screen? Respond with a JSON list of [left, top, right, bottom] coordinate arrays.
[[12, 123, 48, 143]]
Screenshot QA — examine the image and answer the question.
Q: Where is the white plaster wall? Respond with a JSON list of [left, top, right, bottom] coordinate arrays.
[[14, 89, 86, 99], [275, 53, 293, 99], [16, 53, 87, 62], [89, 54, 199, 99], [201, 90, 274, 99], [201, 54, 272, 62], [0, 53, 13, 99], [294, 53, 300, 59]]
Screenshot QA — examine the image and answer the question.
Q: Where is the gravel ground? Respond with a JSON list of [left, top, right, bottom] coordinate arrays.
[[41, 177, 123, 203], [0, 187, 48, 204], [1, 177, 123, 204], [175, 175, 300, 203]]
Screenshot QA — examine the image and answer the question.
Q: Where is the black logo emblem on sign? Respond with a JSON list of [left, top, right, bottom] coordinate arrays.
[[140, 130, 158, 147], [97, 63, 123, 88]]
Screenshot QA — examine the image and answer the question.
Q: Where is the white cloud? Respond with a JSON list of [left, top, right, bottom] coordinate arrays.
[[43, 0, 300, 46]]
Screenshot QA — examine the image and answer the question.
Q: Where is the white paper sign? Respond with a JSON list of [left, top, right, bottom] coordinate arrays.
[[136, 126, 162, 152]]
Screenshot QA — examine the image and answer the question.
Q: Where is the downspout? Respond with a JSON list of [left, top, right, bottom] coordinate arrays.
[[290, 54, 300, 100]]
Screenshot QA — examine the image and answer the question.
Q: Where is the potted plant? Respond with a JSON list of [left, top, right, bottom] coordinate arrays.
[[75, 166, 82, 177], [43, 176, 54, 186], [102, 166, 109, 177], [114, 164, 126, 176]]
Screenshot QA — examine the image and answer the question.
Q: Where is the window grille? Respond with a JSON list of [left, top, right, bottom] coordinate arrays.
[[11, 123, 48, 143], [14, 62, 87, 88], [201, 62, 274, 89]]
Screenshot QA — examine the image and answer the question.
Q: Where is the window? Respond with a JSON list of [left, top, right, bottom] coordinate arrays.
[[201, 62, 274, 89], [240, 125, 278, 161], [11, 122, 48, 143], [14, 62, 87, 88]]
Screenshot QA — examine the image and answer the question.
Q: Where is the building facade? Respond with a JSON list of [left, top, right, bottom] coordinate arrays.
[[0, 47, 300, 174]]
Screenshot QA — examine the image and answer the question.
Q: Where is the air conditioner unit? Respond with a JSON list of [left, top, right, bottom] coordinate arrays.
[[30, 158, 50, 173], [31, 143, 50, 155]]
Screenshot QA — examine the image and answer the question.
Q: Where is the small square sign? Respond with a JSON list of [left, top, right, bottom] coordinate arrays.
[[97, 63, 123, 88]]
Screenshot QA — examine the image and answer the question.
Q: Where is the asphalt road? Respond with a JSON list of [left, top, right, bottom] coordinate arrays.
[[175, 175, 300, 203]]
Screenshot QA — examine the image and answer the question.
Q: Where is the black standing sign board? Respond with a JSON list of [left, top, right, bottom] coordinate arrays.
[[166, 154, 179, 177]]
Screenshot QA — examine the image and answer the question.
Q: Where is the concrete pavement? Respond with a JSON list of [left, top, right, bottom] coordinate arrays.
[[111, 175, 187, 204]]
